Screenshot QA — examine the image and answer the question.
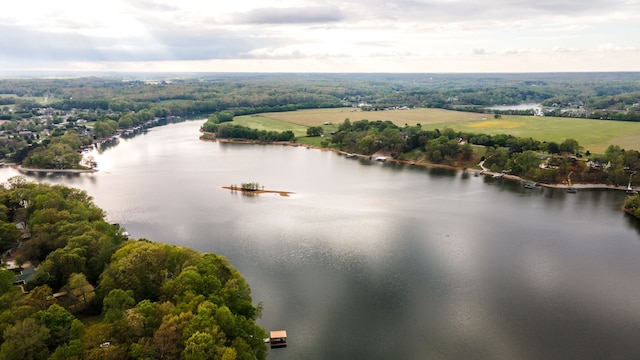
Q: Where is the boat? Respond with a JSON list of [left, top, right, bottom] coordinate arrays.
[[345, 153, 356, 158], [375, 156, 387, 162], [492, 173, 503, 179], [524, 182, 536, 189]]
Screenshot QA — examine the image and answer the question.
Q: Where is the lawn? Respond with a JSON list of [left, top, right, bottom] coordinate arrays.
[[249, 107, 489, 126], [0, 94, 58, 104], [236, 107, 640, 154], [232, 114, 310, 138]]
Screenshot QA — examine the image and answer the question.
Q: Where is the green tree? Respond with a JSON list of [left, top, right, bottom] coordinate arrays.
[[68, 272, 93, 313], [0, 318, 50, 360], [103, 289, 135, 323], [153, 311, 194, 360], [35, 303, 75, 349], [21, 285, 55, 311], [559, 138, 580, 154], [0, 269, 18, 296], [49, 339, 83, 360], [306, 126, 324, 137], [0, 222, 22, 253], [117, 113, 133, 129], [184, 331, 218, 360], [508, 150, 541, 177], [546, 141, 560, 154], [624, 193, 640, 219], [216, 111, 235, 123], [93, 120, 119, 138], [99, 241, 198, 302]]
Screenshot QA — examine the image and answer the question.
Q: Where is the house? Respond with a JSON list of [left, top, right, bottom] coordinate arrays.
[[5, 260, 37, 294], [18, 131, 33, 139]]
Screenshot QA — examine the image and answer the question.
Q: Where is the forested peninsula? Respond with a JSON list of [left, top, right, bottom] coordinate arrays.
[[0, 177, 267, 360]]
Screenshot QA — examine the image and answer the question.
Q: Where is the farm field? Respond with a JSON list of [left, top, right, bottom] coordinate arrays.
[[234, 107, 640, 154]]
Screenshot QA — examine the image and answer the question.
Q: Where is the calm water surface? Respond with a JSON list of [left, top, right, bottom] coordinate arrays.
[[2, 120, 640, 359]]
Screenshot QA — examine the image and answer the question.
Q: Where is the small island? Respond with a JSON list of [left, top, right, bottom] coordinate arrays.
[[223, 182, 294, 197]]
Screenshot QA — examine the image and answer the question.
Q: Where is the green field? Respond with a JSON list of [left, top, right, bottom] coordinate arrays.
[[232, 114, 316, 138], [234, 108, 640, 154], [0, 94, 59, 108]]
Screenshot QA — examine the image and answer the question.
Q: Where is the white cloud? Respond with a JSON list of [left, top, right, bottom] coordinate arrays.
[[0, 0, 638, 72]]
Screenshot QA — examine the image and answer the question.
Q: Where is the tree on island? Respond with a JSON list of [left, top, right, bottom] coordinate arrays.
[[240, 182, 261, 191]]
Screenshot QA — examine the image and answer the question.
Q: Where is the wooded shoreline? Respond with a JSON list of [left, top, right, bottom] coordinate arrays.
[[13, 165, 98, 174], [206, 135, 635, 193]]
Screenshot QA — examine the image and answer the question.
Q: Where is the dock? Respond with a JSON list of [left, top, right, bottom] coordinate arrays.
[[269, 330, 287, 348]]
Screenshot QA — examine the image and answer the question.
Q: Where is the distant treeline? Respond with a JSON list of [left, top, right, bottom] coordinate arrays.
[[2, 73, 640, 122]]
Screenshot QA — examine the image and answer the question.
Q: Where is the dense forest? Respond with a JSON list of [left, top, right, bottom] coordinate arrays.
[[1, 72, 640, 179], [0, 177, 267, 360], [2, 72, 640, 120], [1, 72, 640, 168]]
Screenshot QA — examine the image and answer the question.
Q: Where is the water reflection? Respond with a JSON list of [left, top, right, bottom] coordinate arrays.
[[624, 212, 640, 236], [2, 120, 640, 359]]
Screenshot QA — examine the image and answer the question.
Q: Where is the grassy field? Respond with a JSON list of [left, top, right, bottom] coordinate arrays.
[[232, 114, 315, 138], [234, 107, 640, 154], [0, 94, 59, 108]]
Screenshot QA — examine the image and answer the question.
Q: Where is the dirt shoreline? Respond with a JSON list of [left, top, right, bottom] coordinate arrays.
[[203, 135, 636, 192]]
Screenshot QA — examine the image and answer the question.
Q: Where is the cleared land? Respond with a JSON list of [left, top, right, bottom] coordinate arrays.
[[0, 94, 58, 110], [233, 107, 640, 154], [232, 114, 310, 138]]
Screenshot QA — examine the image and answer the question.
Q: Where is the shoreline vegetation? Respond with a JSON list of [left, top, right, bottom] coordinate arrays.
[[13, 164, 98, 174], [204, 134, 635, 193]]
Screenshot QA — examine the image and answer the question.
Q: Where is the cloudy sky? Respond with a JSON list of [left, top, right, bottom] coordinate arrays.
[[1, 0, 639, 73]]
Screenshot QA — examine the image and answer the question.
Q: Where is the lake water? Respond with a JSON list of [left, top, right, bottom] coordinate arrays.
[[486, 103, 544, 112], [2, 120, 640, 359]]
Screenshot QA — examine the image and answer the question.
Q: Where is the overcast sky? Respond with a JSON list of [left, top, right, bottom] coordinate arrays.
[[1, 0, 639, 73]]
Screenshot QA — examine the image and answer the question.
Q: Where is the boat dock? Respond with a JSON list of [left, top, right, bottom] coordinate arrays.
[[268, 330, 287, 348]]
